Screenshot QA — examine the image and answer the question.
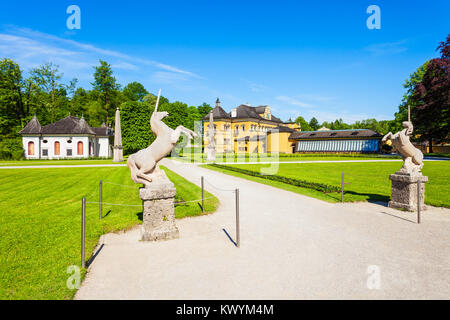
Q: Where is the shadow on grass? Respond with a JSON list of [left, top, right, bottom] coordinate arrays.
[[136, 212, 143, 221], [101, 210, 112, 218], [344, 191, 390, 203]]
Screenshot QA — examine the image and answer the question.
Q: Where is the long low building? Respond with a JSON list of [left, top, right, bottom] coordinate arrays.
[[19, 115, 113, 159], [289, 129, 382, 153]]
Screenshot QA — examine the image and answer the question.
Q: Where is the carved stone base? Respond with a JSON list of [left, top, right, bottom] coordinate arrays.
[[139, 176, 179, 241], [113, 146, 123, 162], [205, 147, 216, 162], [388, 172, 428, 211]]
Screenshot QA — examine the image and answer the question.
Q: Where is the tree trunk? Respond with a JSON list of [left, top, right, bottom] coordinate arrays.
[[428, 137, 433, 153]]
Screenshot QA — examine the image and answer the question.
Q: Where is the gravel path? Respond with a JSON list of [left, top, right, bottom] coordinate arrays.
[[75, 159, 450, 299]]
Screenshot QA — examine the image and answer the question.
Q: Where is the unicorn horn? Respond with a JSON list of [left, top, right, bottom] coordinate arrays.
[[155, 89, 161, 112]]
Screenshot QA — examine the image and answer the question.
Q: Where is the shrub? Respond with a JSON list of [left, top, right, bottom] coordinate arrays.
[[209, 163, 340, 193], [0, 136, 24, 160]]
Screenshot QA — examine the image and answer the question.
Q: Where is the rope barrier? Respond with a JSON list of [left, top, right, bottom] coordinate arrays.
[[86, 196, 214, 207], [86, 201, 142, 207], [176, 196, 215, 204], [102, 181, 138, 189], [203, 177, 236, 193]]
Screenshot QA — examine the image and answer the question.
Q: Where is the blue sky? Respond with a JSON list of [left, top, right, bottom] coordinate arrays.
[[0, 0, 448, 123]]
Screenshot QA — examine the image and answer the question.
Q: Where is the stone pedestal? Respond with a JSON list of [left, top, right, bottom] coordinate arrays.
[[113, 146, 123, 162], [388, 172, 428, 211], [139, 177, 179, 241], [205, 147, 216, 162]]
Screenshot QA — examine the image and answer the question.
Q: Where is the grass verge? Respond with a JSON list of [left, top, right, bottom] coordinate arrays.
[[202, 161, 450, 208], [0, 166, 218, 299]]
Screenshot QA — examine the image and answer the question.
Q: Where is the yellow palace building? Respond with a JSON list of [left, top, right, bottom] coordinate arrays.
[[203, 99, 300, 154]]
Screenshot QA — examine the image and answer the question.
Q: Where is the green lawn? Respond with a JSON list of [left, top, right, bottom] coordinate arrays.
[[0, 166, 218, 300], [203, 161, 450, 208], [175, 152, 402, 163], [0, 159, 125, 166]]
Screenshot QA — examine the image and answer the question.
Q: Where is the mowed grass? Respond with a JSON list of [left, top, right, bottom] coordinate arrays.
[[203, 161, 450, 208], [0, 159, 125, 166], [0, 166, 217, 300], [176, 153, 401, 163]]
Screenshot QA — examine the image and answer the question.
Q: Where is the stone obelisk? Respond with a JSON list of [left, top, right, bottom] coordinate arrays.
[[205, 110, 216, 161], [113, 107, 123, 162]]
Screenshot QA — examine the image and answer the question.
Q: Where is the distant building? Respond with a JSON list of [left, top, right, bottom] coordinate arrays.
[[290, 129, 382, 153], [19, 115, 113, 159], [203, 99, 300, 154], [202, 99, 383, 154]]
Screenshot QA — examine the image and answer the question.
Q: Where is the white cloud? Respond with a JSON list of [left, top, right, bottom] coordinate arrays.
[[364, 40, 408, 56], [151, 71, 190, 84], [276, 95, 314, 108], [0, 26, 201, 87]]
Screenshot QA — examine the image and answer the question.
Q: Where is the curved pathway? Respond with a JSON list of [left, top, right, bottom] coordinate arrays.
[[75, 159, 450, 299]]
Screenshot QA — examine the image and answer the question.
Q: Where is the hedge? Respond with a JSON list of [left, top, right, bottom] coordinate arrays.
[[208, 163, 341, 193]]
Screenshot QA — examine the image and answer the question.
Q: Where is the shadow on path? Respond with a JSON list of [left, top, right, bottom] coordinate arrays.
[[222, 228, 237, 247], [86, 244, 105, 268]]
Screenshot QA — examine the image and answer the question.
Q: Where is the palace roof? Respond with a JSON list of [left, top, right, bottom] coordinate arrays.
[[204, 105, 231, 120], [203, 103, 283, 123], [289, 129, 382, 140], [19, 116, 113, 136], [19, 115, 42, 135]]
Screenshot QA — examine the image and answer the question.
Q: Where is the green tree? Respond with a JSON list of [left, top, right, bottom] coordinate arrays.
[[295, 116, 312, 131], [392, 61, 430, 133], [186, 106, 201, 131], [123, 82, 148, 102], [92, 60, 120, 123], [309, 117, 319, 130], [0, 58, 25, 135], [121, 101, 154, 155], [411, 35, 450, 152], [197, 102, 212, 119], [30, 62, 65, 123]]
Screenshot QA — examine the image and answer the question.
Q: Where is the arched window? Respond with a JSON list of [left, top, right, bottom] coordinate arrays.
[[28, 141, 35, 156], [54, 141, 60, 155], [77, 141, 83, 155]]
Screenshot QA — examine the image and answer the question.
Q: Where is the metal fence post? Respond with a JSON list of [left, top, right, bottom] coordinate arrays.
[[417, 180, 421, 224], [341, 172, 344, 203], [82, 197, 86, 268], [201, 176, 204, 213], [235, 188, 240, 248], [99, 180, 103, 220]]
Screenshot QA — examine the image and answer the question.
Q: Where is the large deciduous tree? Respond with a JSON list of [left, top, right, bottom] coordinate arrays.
[[30, 62, 65, 123], [0, 58, 24, 135], [309, 117, 319, 130], [123, 82, 148, 102], [92, 60, 120, 124], [411, 35, 450, 152], [295, 116, 312, 131]]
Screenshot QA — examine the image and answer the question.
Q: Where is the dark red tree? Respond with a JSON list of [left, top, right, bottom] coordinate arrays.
[[412, 35, 450, 153]]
